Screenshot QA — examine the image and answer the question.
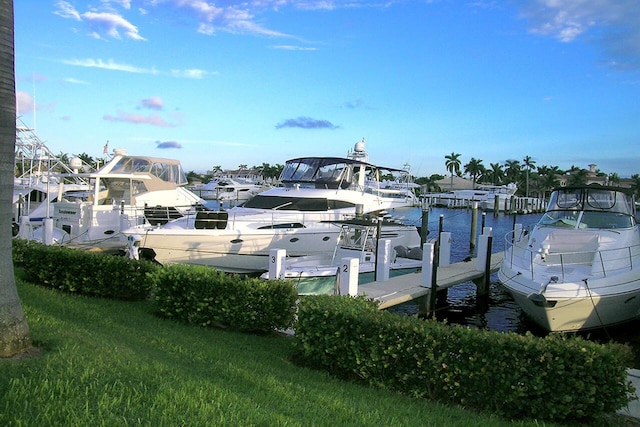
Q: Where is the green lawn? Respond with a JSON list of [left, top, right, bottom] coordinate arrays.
[[0, 277, 626, 426]]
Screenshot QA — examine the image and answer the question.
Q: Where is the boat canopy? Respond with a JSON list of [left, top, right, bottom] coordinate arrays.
[[279, 156, 407, 190], [539, 186, 636, 230], [546, 186, 635, 215], [101, 156, 188, 186]]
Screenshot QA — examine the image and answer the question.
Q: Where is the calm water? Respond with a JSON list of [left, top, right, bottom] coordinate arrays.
[[387, 206, 640, 366]]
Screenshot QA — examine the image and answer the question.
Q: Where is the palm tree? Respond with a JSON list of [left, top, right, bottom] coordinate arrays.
[[522, 155, 536, 197], [444, 152, 461, 190], [463, 157, 484, 189], [0, 0, 32, 357], [608, 172, 620, 186], [487, 162, 505, 185], [503, 159, 521, 188], [567, 169, 589, 186], [539, 171, 561, 200]]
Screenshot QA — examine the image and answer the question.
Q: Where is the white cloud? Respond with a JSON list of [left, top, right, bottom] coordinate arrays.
[[270, 45, 318, 51], [54, 1, 81, 21], [54, 0, 145, 41], [62, 58, 154, 74], [64, 77, 90, 85], [62, 58, 214, 79], [82, 11, 146, 40], [520, 0, 640, 69]]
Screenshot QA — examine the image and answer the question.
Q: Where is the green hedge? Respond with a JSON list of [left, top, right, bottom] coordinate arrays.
[[293, 295, 635, 422], [148, 264, 298, 333], [13, 239, 157, 301]]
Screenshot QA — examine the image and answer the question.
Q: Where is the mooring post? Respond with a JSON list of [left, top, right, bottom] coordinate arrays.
[[474, 228, 493, 296], [439, 232, 451, 266], [339, 257, 360, 296], [429, 233, 440, 317], [483, 234, 493, 295], [268, 248, 286, 280], [439, 214, 444, 234], [374, 216, 383, 281], [376, 239, 391, 282], [420, 204, 429, 245], [470, 202, 478, 252], [493, 194, 500, 217], [420, 242, 434, 288]]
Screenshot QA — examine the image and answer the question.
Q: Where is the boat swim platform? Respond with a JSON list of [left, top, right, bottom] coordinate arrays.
[[358, 252, 505, 309]]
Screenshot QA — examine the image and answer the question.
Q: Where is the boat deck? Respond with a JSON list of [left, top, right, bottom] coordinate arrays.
[[358, 252, 505, 309]]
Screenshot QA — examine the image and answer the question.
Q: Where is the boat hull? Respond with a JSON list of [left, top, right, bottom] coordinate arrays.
[[137, 225, 343, 273], [498, 264, 640, 332]]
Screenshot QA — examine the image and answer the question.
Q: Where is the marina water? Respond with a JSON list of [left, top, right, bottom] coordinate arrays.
[[389, 206, 640, 366]]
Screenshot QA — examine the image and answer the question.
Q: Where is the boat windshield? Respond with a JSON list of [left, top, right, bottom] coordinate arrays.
[[108, 157, 188, 185], [538, 187, 636, 229], [242, 195, 354, 211], [280, 157, 359, 189]]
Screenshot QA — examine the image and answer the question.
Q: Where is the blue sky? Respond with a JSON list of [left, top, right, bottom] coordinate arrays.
[[14, 0, 640, 178]]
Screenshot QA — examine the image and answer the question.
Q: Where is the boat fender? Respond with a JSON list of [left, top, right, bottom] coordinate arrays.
[[407, 246, 423, 260], [527, 293, 557, 308], [394, 245, 408, 258]]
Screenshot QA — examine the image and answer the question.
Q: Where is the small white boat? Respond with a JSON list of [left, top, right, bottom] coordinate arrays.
[[199, 177, 269, 203], [426, 183, 518, 211], [498, 185, 640, 332], [260, 220, 423, 295]]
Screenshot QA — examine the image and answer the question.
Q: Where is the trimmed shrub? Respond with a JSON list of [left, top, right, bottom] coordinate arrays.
[[294, 295, 635, 422], [149, 264, 297, 333], [14, 240, 158, 300]]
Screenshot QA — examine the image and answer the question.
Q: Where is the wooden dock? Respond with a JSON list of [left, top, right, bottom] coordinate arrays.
[[357, 252, 505, 309]]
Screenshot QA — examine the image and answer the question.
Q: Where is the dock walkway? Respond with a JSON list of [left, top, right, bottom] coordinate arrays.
[[358, 252, 505, 309]]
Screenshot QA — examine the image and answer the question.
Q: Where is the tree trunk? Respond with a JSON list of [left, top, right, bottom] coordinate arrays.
[[0, 0, 32, 358]]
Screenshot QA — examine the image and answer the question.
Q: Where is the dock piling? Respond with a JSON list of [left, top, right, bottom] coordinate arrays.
[[339, 257, 359, 296]]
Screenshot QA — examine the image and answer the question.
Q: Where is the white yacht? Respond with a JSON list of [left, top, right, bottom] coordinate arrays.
[[13, 120, 91, 231], [425, 183, 517, 211], [199, 177, 270, 203], [125, 140, 420, 273], [19, 150, 205, 250], [498, 185, 640, 332]]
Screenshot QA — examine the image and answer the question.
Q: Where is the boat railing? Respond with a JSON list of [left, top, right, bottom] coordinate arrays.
[[503, 229, 640, 282]]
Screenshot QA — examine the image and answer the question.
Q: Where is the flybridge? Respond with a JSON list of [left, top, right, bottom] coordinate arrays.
[[279, 156, 411, 191]]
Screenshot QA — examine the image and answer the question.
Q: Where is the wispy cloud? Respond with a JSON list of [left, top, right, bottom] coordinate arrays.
[[103, 110, 178, 127], [62, 58, 154, 74], [141, 96, 164, 110], [270, 45, 318, 51], [156, 140, 182, 149], [62, 58, 213, 78], [54, 1, 145, 41], [275, 116, 339, 130], [519, 0, 640, 70], [170, 69, 211, 79], [63, 77, 90, 85], [343, 99, 364, 109]]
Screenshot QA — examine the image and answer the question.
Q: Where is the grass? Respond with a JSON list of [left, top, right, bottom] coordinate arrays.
[[0, 276, 632, 426]]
